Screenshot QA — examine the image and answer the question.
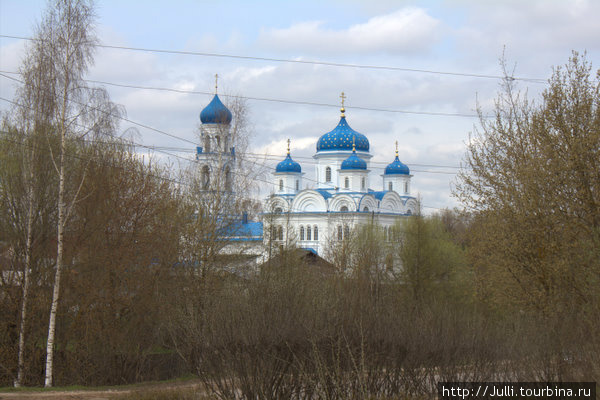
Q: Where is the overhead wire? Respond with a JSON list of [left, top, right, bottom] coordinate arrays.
[[1, 73, 450, 210], [0, 73, 464, 174], [0, 70, 482, 118], [0, 34, 547, 83]]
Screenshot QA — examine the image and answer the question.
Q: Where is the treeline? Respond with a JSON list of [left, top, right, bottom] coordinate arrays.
[[1, 0, 598, 395], [166, 216, 599, 399], [0, 132, 185, 385]]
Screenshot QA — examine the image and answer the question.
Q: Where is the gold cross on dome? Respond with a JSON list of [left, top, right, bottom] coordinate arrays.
[[215, 73, 219, 94], [287, 138, 290, 154], [395, 140, 399, 156], [340, 92, 346, 108]]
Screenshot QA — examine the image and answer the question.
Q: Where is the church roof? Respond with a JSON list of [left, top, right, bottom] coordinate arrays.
[[316, 116, 369, 152], [384, 155, 410, 175], [200, 94, 232, 124], [340, 147, 367, 170], [276, 153, 302, 173]]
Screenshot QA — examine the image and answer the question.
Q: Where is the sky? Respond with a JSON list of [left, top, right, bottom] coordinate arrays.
[[1, 0, 599, 212]]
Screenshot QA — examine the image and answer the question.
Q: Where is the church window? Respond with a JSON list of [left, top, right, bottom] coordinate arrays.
[[274, 207, 282, 214], [279, 179, 283, 191], [201, 165, 210, 189], [389, 182, 393, 191], [225, 166, 232, 191], [406, 210, 412, 216], [300, 226, 305, 241], [337, 225, 343, 241], [313, 225, 318, 240], [307, 226, 311, 241], [277, 226, 284, 241], [215, 135, 221, 149], [384, 227, 388, 241], [295, 180, 299, 191], [325, 167, 331, 182], [363, 206, 369, 212], [204, 135, 211, 152], [344, 225, 350, 239], [404, 181, 409, 194], [344, 177, 349, 189], [340, 205, 348, 212], [361, 177, 365, 189]]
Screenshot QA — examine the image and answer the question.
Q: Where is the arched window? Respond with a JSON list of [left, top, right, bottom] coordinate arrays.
[[201, 165, 210, 189], [279, 179, 284, 191], [300, 226, 305, 241], [295, 180, 299, 191], [313, 225, 318, 241], [215, 135, 221, 149], [363, 206, 369, 212], [344, 225, 350, 239], [274, 207, 282, 214], [204, 135, 210, 152], [225, 166, 232, 191], [388, 182, 393, 191], [340, 205, 348, 212], [306, 226, 311, 240], [277, 226, 284, 241], [404, 181, 409, 193], [406, 210, 412, 216], [361, 177, 365, 189], [325, 166, 331, 182], [337, 225, 343, 241], [271, 225, 277, 239], [344, 177, 349, 189]]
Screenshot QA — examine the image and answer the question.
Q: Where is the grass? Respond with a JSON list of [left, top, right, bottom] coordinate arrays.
[[0, 374, 199, 393]]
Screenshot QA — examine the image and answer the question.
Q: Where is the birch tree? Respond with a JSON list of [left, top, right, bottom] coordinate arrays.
[[19, 0, 123, 387]]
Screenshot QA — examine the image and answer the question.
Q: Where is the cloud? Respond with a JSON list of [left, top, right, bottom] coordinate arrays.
[[259, 8, 441, 55]]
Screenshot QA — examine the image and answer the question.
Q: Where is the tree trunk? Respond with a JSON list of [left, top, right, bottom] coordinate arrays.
[[44, 132, 66, 388], [14, 145, 36, 388]]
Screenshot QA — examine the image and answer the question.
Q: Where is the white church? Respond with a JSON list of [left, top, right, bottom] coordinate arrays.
[[195, 87, 418, 258]]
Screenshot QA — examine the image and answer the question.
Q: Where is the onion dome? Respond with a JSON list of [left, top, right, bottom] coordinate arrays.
[[200, 94, 232, 124], [341, 143, 367, 170], [276, 139, 302, 173], [316, 93, 369, 152], [384, 143, 410, 175]]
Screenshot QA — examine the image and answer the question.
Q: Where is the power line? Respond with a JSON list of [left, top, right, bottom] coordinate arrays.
[[0, 72, 466, 175], [0, 78, 448, 210], [0, 70, 483, 118], [0, 73, 198, 145], [0, 34, 547, 83]]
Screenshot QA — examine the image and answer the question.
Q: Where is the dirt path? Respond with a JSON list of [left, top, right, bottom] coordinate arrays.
[[0, 379, 205, 399]]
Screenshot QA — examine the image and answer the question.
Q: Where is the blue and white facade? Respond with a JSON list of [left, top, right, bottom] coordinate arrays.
[[195, 90, 418, 259], [196, 93, 235, 193], [266, 104, 418, 256]]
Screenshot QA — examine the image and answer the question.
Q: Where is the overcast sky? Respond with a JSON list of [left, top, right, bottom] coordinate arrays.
[[1, 0, 599, 212]]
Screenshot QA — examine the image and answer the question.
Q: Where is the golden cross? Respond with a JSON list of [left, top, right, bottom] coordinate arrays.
[[287, 138, 291, 154], [340, 92, 346, 108], [395, 140, 399, 156], [215, 73, 219, 94]]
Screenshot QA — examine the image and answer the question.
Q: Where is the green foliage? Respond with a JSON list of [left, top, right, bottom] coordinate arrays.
[[456, 52, 600, 316], [399, 214, 470, 304]]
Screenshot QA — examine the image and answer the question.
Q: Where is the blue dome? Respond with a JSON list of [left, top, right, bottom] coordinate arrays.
[[276, 154, 302, 173], [316, 117, 369, 152], [385, 155, 410, 175], [341, 151, 367, 170], [200, 94, 232, 124]]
